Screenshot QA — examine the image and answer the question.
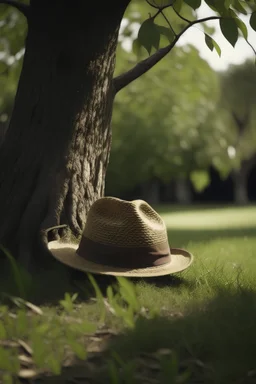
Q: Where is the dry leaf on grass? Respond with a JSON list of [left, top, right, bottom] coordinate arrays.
[[24, 301, 43, 315], [18, 368, 41, 379], [0, 340, 19, 348], [18, 354, 34, 365], [17, 339, 33, 355]]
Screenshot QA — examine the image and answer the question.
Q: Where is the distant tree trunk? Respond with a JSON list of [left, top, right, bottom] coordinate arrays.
[[174, 178, 192, 204], [232, 169, 248, 205], [0, 121, 8, 147], [163, 181, 175, 203], [0, 0, 129, 268], [232, 154, 256, 205], [141, 179, 161, 205]]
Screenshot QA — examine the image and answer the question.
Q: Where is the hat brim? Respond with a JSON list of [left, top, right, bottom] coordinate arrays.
[[48, 241, 193, 277]]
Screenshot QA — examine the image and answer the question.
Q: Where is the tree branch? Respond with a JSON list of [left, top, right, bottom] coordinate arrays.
[[113, 16, 221, 93], [0, 0, 30, 17], [173, 8, 191, 23]]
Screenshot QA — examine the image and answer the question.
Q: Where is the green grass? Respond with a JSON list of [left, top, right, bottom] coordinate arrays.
[[1, 205, 256, 383]]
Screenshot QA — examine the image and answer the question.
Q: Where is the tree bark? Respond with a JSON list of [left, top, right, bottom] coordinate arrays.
[[0, 0, 130, 268]]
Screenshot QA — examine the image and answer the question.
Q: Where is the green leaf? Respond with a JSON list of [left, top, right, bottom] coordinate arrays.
[[219, 18, 239, 47], [147, 0, 174, 7], [156, 25, 175, 43], [205, 0, 226, 13], [190, 170, 210, 192], [212, 38, 222, 56], [68, 340, 87, 360], [87, 273, 106, 323], [0, 321, 6, 339], [0, 348, 20, 373], [205, 34, 221, 56], [250, 11, 256, 31], [132, 38, 141, 57], [16, 310, 28, 336], [72, 321, 96, 334], [0, 245, 27, 299], [47, 355, 62, 375], [224, 0, 232, 9], [173, 0, 183, 13], [232, 0, 248, 15], [138, 18, 161, 55], [204, 0, 217, 12], [234, 17, 248, 39], [117, 277, 139, 311], [184, 0, 201, 10], [205, 33, 214, 51]]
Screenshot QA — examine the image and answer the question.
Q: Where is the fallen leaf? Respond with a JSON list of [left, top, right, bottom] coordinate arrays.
[[18, 354, 34, 365], [17, 339, 33, 355], [24, 302, 43, 315], [156, 348, 173, 356], [18, 369, 40, 379], [0, 340, 19, 348]]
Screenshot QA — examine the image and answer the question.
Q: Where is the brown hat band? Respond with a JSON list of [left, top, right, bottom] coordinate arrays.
[[76, 236, 171, 269]]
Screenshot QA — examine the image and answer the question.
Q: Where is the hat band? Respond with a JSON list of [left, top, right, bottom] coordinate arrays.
[[76, 236, 171, 269]]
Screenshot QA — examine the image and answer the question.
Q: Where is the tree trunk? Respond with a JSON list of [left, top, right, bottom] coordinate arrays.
[[174, 178, 192, 204], [233, 169, 248, 205], [0, 120, 8, 147], [0, 0, 129, 268], [232, 154, 256, 205], [140, 179, 160, 205]]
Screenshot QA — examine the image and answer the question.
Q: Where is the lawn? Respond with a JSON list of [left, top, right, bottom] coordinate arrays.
[[0, 205, 256, 383]]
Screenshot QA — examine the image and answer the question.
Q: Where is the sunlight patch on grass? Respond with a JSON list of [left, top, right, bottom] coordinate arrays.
[[134, 236, 256, 314], [161, 206, 256, 230]]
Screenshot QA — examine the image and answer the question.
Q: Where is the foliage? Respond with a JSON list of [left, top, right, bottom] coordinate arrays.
[[0, 0, 256, 193], [0, 4, 25, 119], [106, 0, 256, 195], [0, 296, 96, 381], [107, 44, 220, 194], [210, 60, 256, 178], [131, 0, 256, 58], [221, 59, 256, 118]]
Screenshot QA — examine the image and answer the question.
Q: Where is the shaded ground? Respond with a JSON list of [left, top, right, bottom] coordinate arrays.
[[0, 205, 256, 383]]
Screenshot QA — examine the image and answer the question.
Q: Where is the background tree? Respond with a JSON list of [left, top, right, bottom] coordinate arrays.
[[107, 44, 219, 203], [0, 4, 24, 144], [0, 0, 255, 269], [212, 60, 256, 204]]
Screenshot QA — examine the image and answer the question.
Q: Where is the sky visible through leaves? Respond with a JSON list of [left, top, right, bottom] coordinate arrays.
[[121, 1, 256, 70]]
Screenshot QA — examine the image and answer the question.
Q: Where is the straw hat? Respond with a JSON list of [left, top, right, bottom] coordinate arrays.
[[48, 197, 193, 277]]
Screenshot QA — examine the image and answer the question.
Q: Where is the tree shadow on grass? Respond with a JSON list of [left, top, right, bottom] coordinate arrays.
[[0, 255, 187, 307], [0, 241, 189, 305], [106, 288, 256, 384], [35, 287, 256, 384]]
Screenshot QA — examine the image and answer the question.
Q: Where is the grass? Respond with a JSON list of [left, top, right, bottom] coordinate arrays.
[[0, 204, 256, 383]]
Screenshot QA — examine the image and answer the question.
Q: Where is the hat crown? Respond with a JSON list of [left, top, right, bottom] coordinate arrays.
[[83, 197, 168, 247]]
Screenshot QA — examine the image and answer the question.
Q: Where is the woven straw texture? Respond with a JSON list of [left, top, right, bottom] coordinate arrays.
[[83, 197, 168, 247], [48, 197, 194, 277]]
